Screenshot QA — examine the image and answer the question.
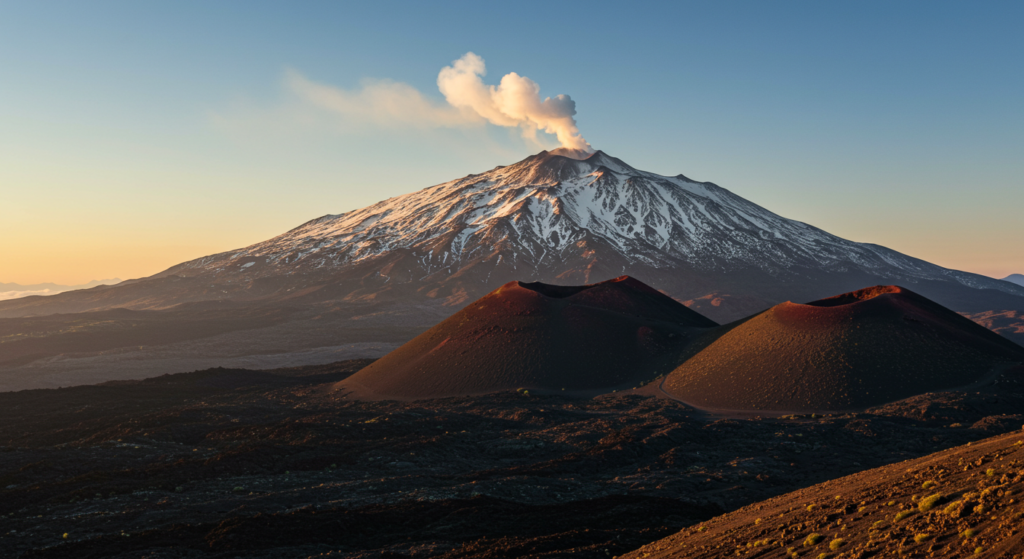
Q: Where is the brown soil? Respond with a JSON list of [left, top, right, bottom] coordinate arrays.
[[338, 277, 717, 400], [662, 286, 1024, 412], [622, 430, 1024, 559]]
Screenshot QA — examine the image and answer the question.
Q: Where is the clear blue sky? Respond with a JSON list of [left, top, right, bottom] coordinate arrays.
[[1, 1, 1021, 284]]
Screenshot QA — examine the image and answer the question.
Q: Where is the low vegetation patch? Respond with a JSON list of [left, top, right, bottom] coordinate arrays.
[[894, 510, 915, 522], [804, 533, 824, 546], [829, 538, 845, 550], [918, 493, 944, 512]]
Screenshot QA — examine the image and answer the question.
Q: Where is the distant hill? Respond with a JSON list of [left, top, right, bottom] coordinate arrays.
[[1003, 273, 1024, 287]]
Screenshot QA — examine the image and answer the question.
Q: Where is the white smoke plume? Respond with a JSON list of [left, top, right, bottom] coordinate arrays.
[[231, 53, 592, 151], [437, 53, 592, 152]]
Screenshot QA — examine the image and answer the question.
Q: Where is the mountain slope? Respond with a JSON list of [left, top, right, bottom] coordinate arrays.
[[622, 429, 1024, 559]]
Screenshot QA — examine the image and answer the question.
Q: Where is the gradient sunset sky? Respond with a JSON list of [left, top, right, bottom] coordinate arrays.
[[2, 1, 1022, 285]]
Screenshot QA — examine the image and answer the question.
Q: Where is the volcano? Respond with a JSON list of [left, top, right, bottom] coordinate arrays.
[[2, 149, 1023, 390], [4, 149, 1023, 325], [661, 285, 1024, 412], [336, 276, 716, 399]]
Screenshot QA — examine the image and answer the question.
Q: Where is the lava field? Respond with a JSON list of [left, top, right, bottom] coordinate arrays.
[[2, 359, 1024, 558]]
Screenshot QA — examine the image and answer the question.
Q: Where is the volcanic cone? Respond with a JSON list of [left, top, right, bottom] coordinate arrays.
[[337, 276, 717, 399], [661, 285, 1024, 412]]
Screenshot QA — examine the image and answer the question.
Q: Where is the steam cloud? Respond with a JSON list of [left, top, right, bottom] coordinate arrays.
[[437, 53, 591, 152], [287, 71, 470, 129], [278, 53, 591, 151]]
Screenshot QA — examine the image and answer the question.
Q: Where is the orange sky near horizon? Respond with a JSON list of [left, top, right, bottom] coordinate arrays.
[[2, 197, 1020, 287]]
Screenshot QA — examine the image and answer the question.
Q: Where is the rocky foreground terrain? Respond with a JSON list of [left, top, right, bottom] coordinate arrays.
[[624, 429, 1024, 558], [2, 360, 1023, 558]]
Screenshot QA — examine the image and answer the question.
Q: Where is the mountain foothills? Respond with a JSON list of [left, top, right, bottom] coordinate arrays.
[[1, 149, 1022, 388]]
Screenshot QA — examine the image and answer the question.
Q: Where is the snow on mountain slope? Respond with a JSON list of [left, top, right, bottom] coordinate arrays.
[[163, 149, 1022, 300]]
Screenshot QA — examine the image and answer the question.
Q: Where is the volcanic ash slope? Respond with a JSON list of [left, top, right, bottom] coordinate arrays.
[[623, 429, 1024, 559], [336, 276, 717, 399], [662, 285, 1024, 412]]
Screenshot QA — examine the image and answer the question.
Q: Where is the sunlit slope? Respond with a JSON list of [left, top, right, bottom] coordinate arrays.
[[662, 286, 1024, 412], [337, 276, 717, 399], [622, 429, 1024, 559]]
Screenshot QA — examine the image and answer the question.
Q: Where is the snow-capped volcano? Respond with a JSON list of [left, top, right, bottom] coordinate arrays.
[[3, 149, 1022, 325], [2, 148, 1020, 390], [156, 148, 1022, 320]]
